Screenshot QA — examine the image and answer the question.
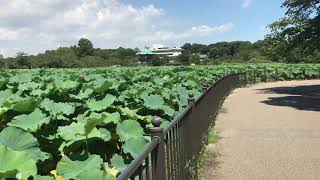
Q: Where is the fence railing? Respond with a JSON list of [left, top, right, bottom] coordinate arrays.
[[242, 67, 320, 84], [117, 74, 243, 180]]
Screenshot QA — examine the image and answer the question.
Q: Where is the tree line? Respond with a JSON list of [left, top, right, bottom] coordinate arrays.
[[0, 0, 319, 68], [0, 38, 138, 68]]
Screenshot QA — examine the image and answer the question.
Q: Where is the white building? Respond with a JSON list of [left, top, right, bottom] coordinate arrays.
[[137, 45, 182, 57], [150, 44, 183, 57]]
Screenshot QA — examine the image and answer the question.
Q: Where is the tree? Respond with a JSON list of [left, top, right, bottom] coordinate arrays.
[[0, 54, 3, 59], [181, 43, 192, 53], [16, 52, 31, 68], [268, 0, 320, 53], [150, 56, 163, 66], [189, 54, 201, 64], [78, 38, 94, 57], [238, 50, 252, 61], [253, 37, 287, 61], [112, 47, 136, 59], [177, 54, 190, 65]]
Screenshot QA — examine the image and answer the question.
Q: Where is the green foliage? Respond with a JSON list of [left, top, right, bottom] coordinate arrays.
[[86, 94, 116, 112], [2, 36, 319, 67], [189, 54, 201, 64], [142, 94, 164, 109], [78, 38, 94, 57], [56, 155, 110, 179], [116, 120, 144, 142], [110, 155, 127, 172], [1, 38, 139, 68], [0, 145, 37, 180], [0, 64, 319, 179], [177, 53, 190, 65], [123, 137, 149, 159], [0, 127, 47, 161], [150, 56, 163, 66], [40, 98, 75, 117], [8, 108, 50, 132], [16, 52, 31, 68], [266, 0, 320, 62]]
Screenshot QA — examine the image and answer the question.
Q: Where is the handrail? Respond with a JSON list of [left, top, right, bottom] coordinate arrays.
[[163, 105, 191, 134]]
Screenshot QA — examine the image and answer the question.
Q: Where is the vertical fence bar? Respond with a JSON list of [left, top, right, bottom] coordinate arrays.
[[165, 134, 170, 180], [253, 69, 256, 84], [187, 93, 195, 178], [169, 130, 174, 180], [178, 123, 182, 180], [146, 156, 150, 180], [264, 67, 267, 82], [151, 116, 166, 180], [138, 165, 143, 180], [244, 71, 248, 86], [175, 126, 179, 179]]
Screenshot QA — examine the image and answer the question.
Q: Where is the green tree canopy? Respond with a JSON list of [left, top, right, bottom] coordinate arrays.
[[268, 0, 320, 53], [177, 54, 190, 65], [78, 38, 94, 57], [16, 52, 31, 68]]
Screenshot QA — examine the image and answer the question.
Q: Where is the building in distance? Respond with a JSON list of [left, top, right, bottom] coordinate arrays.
[[137, 44, 182, 57]]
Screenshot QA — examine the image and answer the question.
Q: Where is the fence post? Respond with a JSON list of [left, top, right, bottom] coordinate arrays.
[[244, 71, 248, 86], [188, 92, 195, 105], [202, 84, 208, 92], [151, 116, 166, 180], [275, 68, 279, 81]]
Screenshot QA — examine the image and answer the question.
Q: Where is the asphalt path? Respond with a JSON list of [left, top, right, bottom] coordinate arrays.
[[201, 80, 320, 180]]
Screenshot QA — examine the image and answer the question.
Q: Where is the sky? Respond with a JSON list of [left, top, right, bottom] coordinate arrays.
[[0, 0, 286, 57]]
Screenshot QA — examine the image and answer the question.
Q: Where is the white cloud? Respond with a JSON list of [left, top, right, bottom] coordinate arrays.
[[180, 23, 235, 39], [242, 0, 252, 8], [0, 0, 233, 57], [137, 22, 234, 42], [0, 27, 21, 40]]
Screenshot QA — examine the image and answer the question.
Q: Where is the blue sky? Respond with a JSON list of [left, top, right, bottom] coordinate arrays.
[[124, 0, 285, 43], [0, 0, 286, 57]]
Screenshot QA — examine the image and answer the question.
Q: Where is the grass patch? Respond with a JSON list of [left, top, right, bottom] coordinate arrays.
[[208, 130, 220, 144], [200, 146, 220, 162], [219, 107, 228, 114], [198, 129, 221, 177]]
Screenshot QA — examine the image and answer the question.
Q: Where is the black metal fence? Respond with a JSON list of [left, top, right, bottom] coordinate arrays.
[[118, 74, 243, 180], [242, 67, 320, 84]]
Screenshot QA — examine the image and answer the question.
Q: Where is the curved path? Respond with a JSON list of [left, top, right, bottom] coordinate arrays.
[[201, 80, 320, 180]]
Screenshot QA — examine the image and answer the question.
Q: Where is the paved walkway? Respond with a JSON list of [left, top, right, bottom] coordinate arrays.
[[201, 80, 320, 180]]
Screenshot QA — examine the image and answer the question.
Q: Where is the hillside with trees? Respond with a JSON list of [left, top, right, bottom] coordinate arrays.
[[0, 0, 319, 68]]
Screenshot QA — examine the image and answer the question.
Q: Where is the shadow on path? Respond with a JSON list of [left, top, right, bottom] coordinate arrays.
[[257, 85, 320, 112]]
